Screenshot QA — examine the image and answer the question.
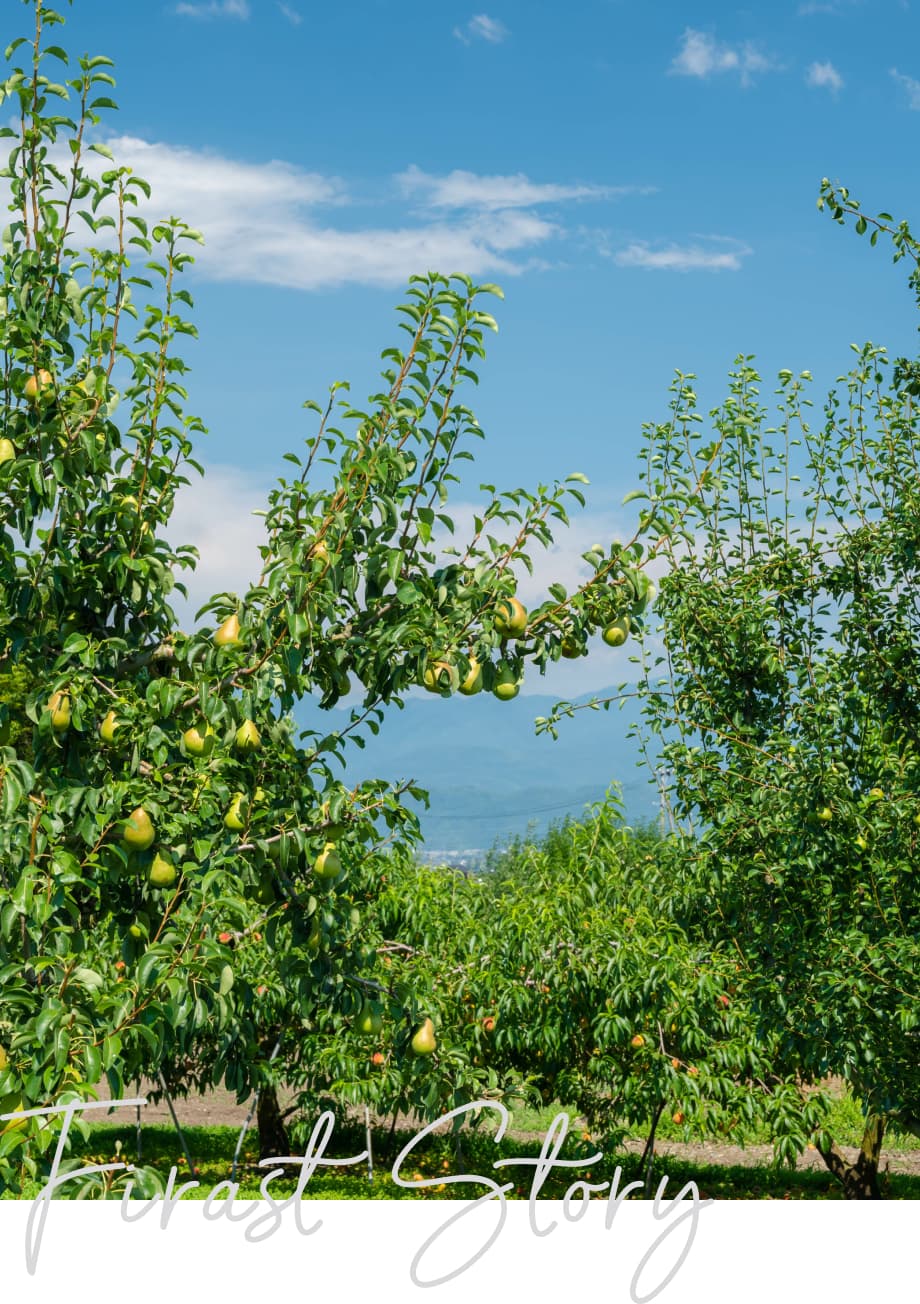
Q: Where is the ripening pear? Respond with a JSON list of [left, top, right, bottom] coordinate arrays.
[[309, 539, 330, 564], [47, 690, 72, 733], [423, 660, 459, 694], [182, 723, 214, 756], [224, 792, 248, 832], [411, 1018, 437, 1055], [0, 1044, 7, 1072], [99, 710, 121, 745], [493, 665, 521, 702], [602, 615, 630, 648], [560, 636, 581, 659], [493, 595, 527, 639], [0, 438, 15, 464], [234, 720, 261, 753], [24, 368, 53, 402], [122, 806, 155, 851], [313, 842, 342, 880], [149, 851, 177, 889], [355, 1004, 383, 1036], [214, 613, 243, 649], [458, 656, 483, 696]]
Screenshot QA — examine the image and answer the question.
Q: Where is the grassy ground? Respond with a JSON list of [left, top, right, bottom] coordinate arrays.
[[5, 1106, 916, 1202]]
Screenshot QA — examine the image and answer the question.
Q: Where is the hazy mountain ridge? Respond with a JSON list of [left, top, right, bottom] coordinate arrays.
[[295, 685, 663, 858]]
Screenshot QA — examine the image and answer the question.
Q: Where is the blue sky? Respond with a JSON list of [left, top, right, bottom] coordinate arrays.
[[8, 0, 920, 695]]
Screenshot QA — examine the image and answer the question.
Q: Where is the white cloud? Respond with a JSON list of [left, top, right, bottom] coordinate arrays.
[[614, 238, 752, 272], [453, 14, 509, 45], [398, 165, 646, 211], [806, 60, 843, 91], [278, 2, 302, 24], [174, 0, 250, 18], [168, 464, 270, 625], [891, 67, 920, 109], [670, 28, 776, 84], [23, 136, 616, 290]]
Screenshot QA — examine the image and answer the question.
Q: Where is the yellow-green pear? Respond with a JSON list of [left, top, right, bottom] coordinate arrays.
[[0, 1044, 7, 1072], [355, 1004, 383, 1036], [214, 613, 243, 649], [602, 615, 630, 648], [234, 720, 261, 753], [24, 368, 53, 402], [99, 709, 121, 745], [411, 1017, 437, 1055], [149, 851, 177, 888], [493, 666, 521, 701], [313, 841, 342, 880], [493, 596, 528, 638], [423, 660, 459, 694], [128, 923, 144, 940], [182, 723, 214, 756], [458, 656, 483, 695], [47, 690, 72, 733], [224, 792, 247, 832], [0, 438, 15, 464], [309, 538, 330, 564], [122, 806, 155, 851], [560, 636, 581, 659]]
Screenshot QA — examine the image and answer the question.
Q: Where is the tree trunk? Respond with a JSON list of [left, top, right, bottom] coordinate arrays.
[[816, 1112, 886, 1199], [256, 1084, 290, 1161]]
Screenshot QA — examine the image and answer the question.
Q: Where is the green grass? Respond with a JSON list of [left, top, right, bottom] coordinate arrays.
[[4, 1113, 914, 1202]]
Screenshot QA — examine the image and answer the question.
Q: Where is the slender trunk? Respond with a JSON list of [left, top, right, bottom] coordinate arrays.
[[256, 1084, 290, 1161], [637, 1100, 666, 1195], [816, 1112, 886, 1199]]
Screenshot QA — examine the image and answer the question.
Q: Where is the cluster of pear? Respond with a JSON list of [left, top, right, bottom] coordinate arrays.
[[422, 595, 529, 702]]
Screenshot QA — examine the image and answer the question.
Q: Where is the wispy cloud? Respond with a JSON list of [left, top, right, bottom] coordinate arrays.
[[174, 0, 250, 18], [891, 67, 920, 109], [398, 165, 642, 211], [670, 28, 776, 85], [797, 0, 860, 14], [806, 60, 843, 91], [278, 2, 302, 24], [453, 14, 509, 45], [614, 238, 752, 273], [37, 137, 615, 289]]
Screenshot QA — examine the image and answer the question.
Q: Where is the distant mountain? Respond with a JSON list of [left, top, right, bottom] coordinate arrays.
[[294, 686, 664, 859]]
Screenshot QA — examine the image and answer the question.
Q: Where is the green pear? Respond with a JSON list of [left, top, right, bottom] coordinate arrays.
[[493, 665, 521, 701], [47, 690, 72, 733], [355, 1003, 383, 1036], [234, 720, 261, 753], [602, 615, 630, 647], [493, 596, 527, 638], [214, 613, 243, 648], [423, 660, 459, 694], [123, 806, 155, 851], [411, 1017, 437, 1055], [128, 923, 144, 940], [149, 851, 177, 888], [99, 709, 121, 745], [224, 792, 248, 832], [458, 656, 483, 695], [0, 438, 15, 464], [313, 842, 342, 880], [182, 723, 214, 756], [560, 636, 582, 659], [0, 1044, 7, 1071]]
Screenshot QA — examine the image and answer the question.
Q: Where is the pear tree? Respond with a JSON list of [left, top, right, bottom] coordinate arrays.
[[621, 185, 920, 1197], [0, 1, 638, 1183]]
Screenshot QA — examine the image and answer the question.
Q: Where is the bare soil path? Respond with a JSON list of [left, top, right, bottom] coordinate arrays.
[[94, 1080, 920, 1177]]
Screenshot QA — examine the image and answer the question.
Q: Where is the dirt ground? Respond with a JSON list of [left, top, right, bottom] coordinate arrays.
[[94, 1079, 920, 1177]]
